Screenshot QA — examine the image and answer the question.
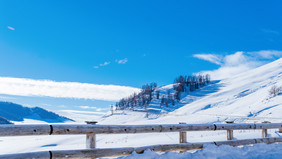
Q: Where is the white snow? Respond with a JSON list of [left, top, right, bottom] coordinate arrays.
[[2, 58, 282, 158], [120, 143, 282, 159]]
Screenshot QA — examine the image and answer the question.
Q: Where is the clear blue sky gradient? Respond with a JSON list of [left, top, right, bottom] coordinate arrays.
[[0, 0, 282, 87]]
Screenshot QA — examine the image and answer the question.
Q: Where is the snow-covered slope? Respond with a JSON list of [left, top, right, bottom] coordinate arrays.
[[145, 81, 218, 116], [167, 58, 282, 124], [120, 143, 282, 159], [2, 58, 282, 157], [101, 58, 282, 125]]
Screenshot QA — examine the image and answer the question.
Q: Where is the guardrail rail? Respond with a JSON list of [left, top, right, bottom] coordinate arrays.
[[0, 121, 282, 158]]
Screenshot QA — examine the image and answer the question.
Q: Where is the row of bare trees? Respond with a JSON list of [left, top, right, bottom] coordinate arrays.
[[116, 83, 157, 110], [173, 74, 210, 101], [115, 74, 210, 110]]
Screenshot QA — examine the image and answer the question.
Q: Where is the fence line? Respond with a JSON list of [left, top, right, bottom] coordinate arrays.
[[1, 123, 282, 136], [1, 122, 282, 158], [1, 137, 282, 159]]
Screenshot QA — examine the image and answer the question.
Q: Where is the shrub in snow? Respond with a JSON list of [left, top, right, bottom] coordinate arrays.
[[269, 85, 282, 97]]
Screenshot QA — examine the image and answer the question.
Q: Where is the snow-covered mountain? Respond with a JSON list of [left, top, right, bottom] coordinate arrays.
[[0, 116, 12, 124], [102, 58, 282, 125], [168, 57, 282, 123], [2, 58, 282, 157], [0, 101, 73, 123]]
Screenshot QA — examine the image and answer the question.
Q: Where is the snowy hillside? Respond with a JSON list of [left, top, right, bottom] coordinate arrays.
[[115, 75, 211, 117], [167, 57, 282, 124], [102, 58, 282, 125], [147, 80, 218, 116], [0, 101, 73, 123], [2, 58, 282, 158]]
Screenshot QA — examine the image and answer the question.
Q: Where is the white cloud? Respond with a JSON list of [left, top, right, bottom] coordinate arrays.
[[93, 61, 111, 69], [79, 106, 97, 109], [116, 58, 128, 64], [78, 106, 108, 111], [0, 77, 140, 101], [7, 26, 15, 31], [261, 29, 280, 35], [60, 109, 106, 115], [193, 54, 223, 65], [248, 50, 282, 59], [100, 61, 110, 66], [223, 51, 248, 66], [198, 64, 255, 81], [0, 95, 16, 100], [194, 50, 282, 80]]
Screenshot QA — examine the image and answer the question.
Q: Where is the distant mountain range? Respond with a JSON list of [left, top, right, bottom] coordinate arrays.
[[0, 116, 12, 124], [0, 101, 73, 124]]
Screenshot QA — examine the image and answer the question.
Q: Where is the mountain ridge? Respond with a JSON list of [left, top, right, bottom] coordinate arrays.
[[0, 101, 73, 123]]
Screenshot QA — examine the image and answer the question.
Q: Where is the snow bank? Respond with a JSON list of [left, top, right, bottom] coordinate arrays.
[[120, 143, 282, 159]]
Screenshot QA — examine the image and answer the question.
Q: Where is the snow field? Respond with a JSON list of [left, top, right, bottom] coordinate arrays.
[[2, 58, 282, 158]]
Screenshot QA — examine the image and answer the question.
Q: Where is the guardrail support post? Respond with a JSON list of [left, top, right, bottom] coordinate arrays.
[[179, 122, 187, 143], [86, 121, 98, 149], [262, 121, 270, 138], [225, 120, 234, 140], [179, 122, 187, 153]]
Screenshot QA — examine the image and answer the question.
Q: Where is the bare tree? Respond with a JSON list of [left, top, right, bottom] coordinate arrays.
[[269, 85, 282, 97], [156, 90, 160, 99], [160, 95, 165, 107]]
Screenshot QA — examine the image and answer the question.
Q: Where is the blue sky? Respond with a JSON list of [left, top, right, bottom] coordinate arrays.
[[0, 1, 282, 112]]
